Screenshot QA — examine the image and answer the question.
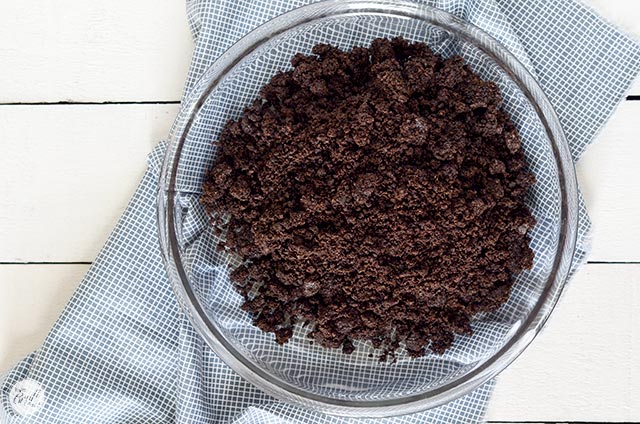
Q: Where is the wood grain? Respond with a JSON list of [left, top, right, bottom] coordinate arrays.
[[0, 2, 639, 422], [0, 265, 88, 373], [1, 263, 637, 422], [0, 0, 193, 103], [487, 264, 640, 422], [0, 0, 637, 103], [577, 100, 640, 262], [0, 104, 179, 262], [2, 101, 637, 263]]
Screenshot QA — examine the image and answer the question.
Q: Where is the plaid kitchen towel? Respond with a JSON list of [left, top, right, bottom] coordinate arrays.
[[2, 0, 639, 423]]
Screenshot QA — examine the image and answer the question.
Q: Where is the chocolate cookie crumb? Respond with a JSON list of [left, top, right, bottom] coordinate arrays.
[[202, 37, 536, 359]]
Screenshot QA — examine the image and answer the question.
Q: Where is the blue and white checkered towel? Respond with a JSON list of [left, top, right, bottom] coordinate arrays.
[[2, 0, 639, 423]]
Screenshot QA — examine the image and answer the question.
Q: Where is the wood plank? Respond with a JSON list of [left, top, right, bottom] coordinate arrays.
[[585, 0, 640, 97], [487, 264, 640, 422], [2, 101, 638, 263], [0, 265, 89, 373], [0, 0, 193, 103], [0, 262, 637, 422], [0, 0, 637, 103], [0, 104, 179, 262], [629, 79, 640, 98], [576, 100, 640, 262]]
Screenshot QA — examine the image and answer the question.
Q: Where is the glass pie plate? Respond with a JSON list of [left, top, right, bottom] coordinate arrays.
[[158, 0, 578, 417]]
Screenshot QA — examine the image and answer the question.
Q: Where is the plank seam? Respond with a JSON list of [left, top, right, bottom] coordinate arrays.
[[586, 261, 640, 264], [0, 101, 180, 106], [0, 97, 636, 107], [0, 262, 92, 265], [487, 421, 640, 423]]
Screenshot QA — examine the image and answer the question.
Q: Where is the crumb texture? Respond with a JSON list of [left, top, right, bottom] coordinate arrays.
[[202, 37, 536, 359]]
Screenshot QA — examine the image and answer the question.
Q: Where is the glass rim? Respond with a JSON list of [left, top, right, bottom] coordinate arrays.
[[158, 0, 579, 417]]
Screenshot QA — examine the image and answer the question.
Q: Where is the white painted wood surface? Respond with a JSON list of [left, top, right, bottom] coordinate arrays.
[[1, 101, 637, 264], [0, 0, 638, 103], [0, 104, 179, 262], [0, 0, 193, 103], [2, 263, 638, 422], [487, 264, 640, 422], [576, 101, 640, 262], [0, 265, 87, 373], [0, 1, 639, 423]]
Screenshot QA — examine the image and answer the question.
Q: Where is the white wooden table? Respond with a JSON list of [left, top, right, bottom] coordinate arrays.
[[1, 1, 638, 422]]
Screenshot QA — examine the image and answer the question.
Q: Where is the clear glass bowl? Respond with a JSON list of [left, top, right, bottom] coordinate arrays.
[[158, 0, 578, 417]]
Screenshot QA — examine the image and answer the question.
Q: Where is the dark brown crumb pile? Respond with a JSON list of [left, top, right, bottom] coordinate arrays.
[[202, 37, 536, 359]]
